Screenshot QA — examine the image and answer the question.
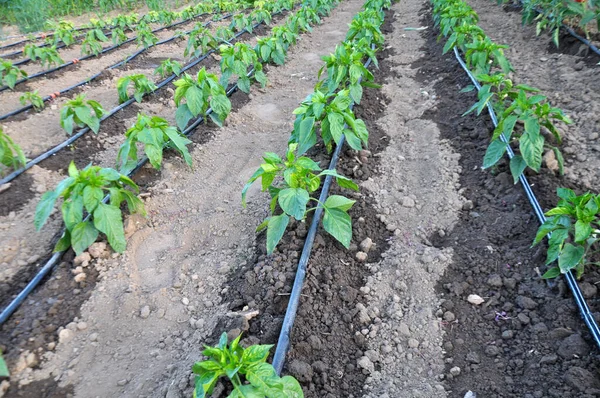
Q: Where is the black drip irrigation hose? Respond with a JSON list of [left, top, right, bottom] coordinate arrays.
[[0, 67, 251, 327], [0, 25, 110, 52], [0, 11, 212, 92], [0, 12, 237, 122], [516, 0, 600, 58], [0, 7, 300, 325], [0, 17, 255, 187], [562, 25, 600, 58], [272, 54, 375, 375], [452, 46, 600, 349], [1, 11, 211, 60]]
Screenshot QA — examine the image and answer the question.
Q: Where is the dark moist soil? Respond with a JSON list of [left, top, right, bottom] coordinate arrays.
[[215, 11, 395, 398], [0, 172, 34, 217], [0, 248, 98, 398], [417, 5, 600, 398]]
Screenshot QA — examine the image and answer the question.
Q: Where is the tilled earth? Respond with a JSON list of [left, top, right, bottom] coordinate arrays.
[[1, 0, 600, 397]]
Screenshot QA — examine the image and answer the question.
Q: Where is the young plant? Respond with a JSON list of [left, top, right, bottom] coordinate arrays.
[[184, 26, 218, 58], [291, 88, 369, 154], [255, 36, 287, 65], [60, 95, 105, 135], [19, 90, 45, 111], [532, 188, 600, 279], [137, 23, 158, 48], [250, 8, 272, 25], [0, 128, 26, 176], [243, 143, 358, 254], [465, 79, 571, 182], [34, 162, 146, 255], [116, 113, 192, 173], [271, 25, 298, 49], [215, 26, 236, 43], [117, 74, 158, 103], [23, 44, 64, 68], [219, 42, 267, 93], [318, 41, 379, 104], [111, 27, 129, 45], [112, 13, 138, 30], [173, 67, 231, 129], [154, 59, 183, 78], [81, 28, 109, 56], [345, 9, 385, 48], [47, 20, 76, 47], [0, 61, 28, 89], [192, 332, 303, 398], [230, 13, 254, 33]]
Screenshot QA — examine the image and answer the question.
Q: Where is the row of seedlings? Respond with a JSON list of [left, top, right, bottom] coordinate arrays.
[[186, 0, 393, 396], [433, 0, 600, 313]]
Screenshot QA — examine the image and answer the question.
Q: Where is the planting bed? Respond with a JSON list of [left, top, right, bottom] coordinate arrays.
[[1, 0, 599, 397]]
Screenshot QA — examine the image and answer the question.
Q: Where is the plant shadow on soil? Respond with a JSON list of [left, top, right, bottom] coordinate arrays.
[[415, 4, 600, 398], [213, 11, 397, 398]]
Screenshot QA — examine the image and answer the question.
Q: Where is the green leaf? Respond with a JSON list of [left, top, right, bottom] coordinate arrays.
[[280, 376, 303, 398], [324, 195, 355, 211], [266, 214, 289, 254], [557, 187, 576, 201], [245, 363, 283, 397], [210, 94, 231, 121], [519, 133, 544, 172], [54, 230, 72, 253], [164, 127, 193, 167], [176, 104, 194, 131], [62, 195, 83, 231], [186, 85, 204, 116], [93, 203, 126, 253], [574, 220, 592, 243], [242, 344, 273, 364], [482, 140, 507, 169], [83, 185, 104, 213], [328, 112, 344, 144], [229, 385, 264, 398], [542, 267, 561, 279], [558, 243, 585, 274], [71, 221, 99, 255], [0, 351, 9, 378], [296, 116, 316, 156], [278, 188, 309, 220], [237, 76, 251, 93], [505, 154, 526, 184], [35, 191, 58, 230], [322, 207, 352, 248]]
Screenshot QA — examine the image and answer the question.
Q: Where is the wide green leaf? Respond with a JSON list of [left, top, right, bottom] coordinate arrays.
[[558, 243, 585, 274], [519, 133, 544, 171], [266, 214, 289, 254], [35, 191, 58, 230], [71, 221, 99, 255], [278, 188, 309, 220], [280, 376, 304, 398], [62, 195, 84, 231], [93, 203, 126, 253], [574, 219, 592, 243], [324, 195, 355, 211], [322, 207, 352, 248], [186, 85, 205, 116], [509, 155, 527, 184], [296, 116, 316, 156], [242, 344, 273, 364], [482, 140, 507, 169]]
